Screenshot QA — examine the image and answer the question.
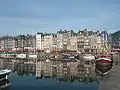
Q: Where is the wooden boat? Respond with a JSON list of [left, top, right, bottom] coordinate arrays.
[[95, 55, 113, 76]]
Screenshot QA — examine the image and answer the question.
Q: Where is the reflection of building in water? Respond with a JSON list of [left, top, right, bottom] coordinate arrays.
[[52, 60, 59, 78], [36, 61, 42, 77], [0, 59, 4, 69], [43, 60, 52, 77], [60, 60, 78, 82], [0, 59, 13, 69], [68, 61, 78, 76], [0, 59, 36, 76], [0, 59, 98, 83], [35, 60, 98, 83], [36, 60, 53, 78], [78, 64, 86, 81], [16, 63, 36, 76], [17, 63, 24, 75], [77, 62, 97, 83]]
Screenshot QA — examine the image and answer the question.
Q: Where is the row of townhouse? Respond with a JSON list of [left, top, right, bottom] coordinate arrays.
[[0, 29, 111, 54], [36, 60, 96, 81], [0, 34, 36, 51], [111, 30, 120, 49], [36, 29, 111, 54]]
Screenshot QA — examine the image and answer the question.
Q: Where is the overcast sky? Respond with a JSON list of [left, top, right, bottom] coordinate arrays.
[[0, 0, 120, 36]]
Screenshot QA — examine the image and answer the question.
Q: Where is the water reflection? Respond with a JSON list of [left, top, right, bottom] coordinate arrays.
[[0, 59, 99, 84]]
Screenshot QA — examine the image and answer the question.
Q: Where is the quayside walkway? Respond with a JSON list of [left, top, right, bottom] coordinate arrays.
[[98, 64, 120, 90]]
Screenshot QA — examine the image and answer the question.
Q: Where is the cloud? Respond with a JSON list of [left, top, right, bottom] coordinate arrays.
[[0, 0, 120, 35], [0, 10, 120, 36], [0, 17, 57, 35], [50, 11, 120, 33]]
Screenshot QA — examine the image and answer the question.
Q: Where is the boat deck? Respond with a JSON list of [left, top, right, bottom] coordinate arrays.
[[0, 69, 11, 75]]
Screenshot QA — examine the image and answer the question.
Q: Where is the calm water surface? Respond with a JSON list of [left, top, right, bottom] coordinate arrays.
[[0, 60, 99, 90], [7, 73, 99, 90]]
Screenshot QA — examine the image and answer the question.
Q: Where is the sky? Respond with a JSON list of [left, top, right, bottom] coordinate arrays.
[[0, 0, 120, 36]]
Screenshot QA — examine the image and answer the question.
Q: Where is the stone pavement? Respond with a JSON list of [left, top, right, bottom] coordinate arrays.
[[98, 65, 120, 90]]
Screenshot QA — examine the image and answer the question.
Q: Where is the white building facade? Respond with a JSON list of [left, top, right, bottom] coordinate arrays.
[[36, 34, 42, 50]]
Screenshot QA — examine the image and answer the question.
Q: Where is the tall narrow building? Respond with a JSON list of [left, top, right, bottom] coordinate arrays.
[[36, 33, 43, 50]]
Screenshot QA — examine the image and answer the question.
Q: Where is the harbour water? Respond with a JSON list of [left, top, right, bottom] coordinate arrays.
[[0, 59, 99, 90], [8, 74, 98, 90]]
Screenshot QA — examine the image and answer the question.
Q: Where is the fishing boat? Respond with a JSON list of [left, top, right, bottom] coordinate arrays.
[[95, 55, 113, 76], [0, 69, 11, 89], [62, 54, 80, 60]]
